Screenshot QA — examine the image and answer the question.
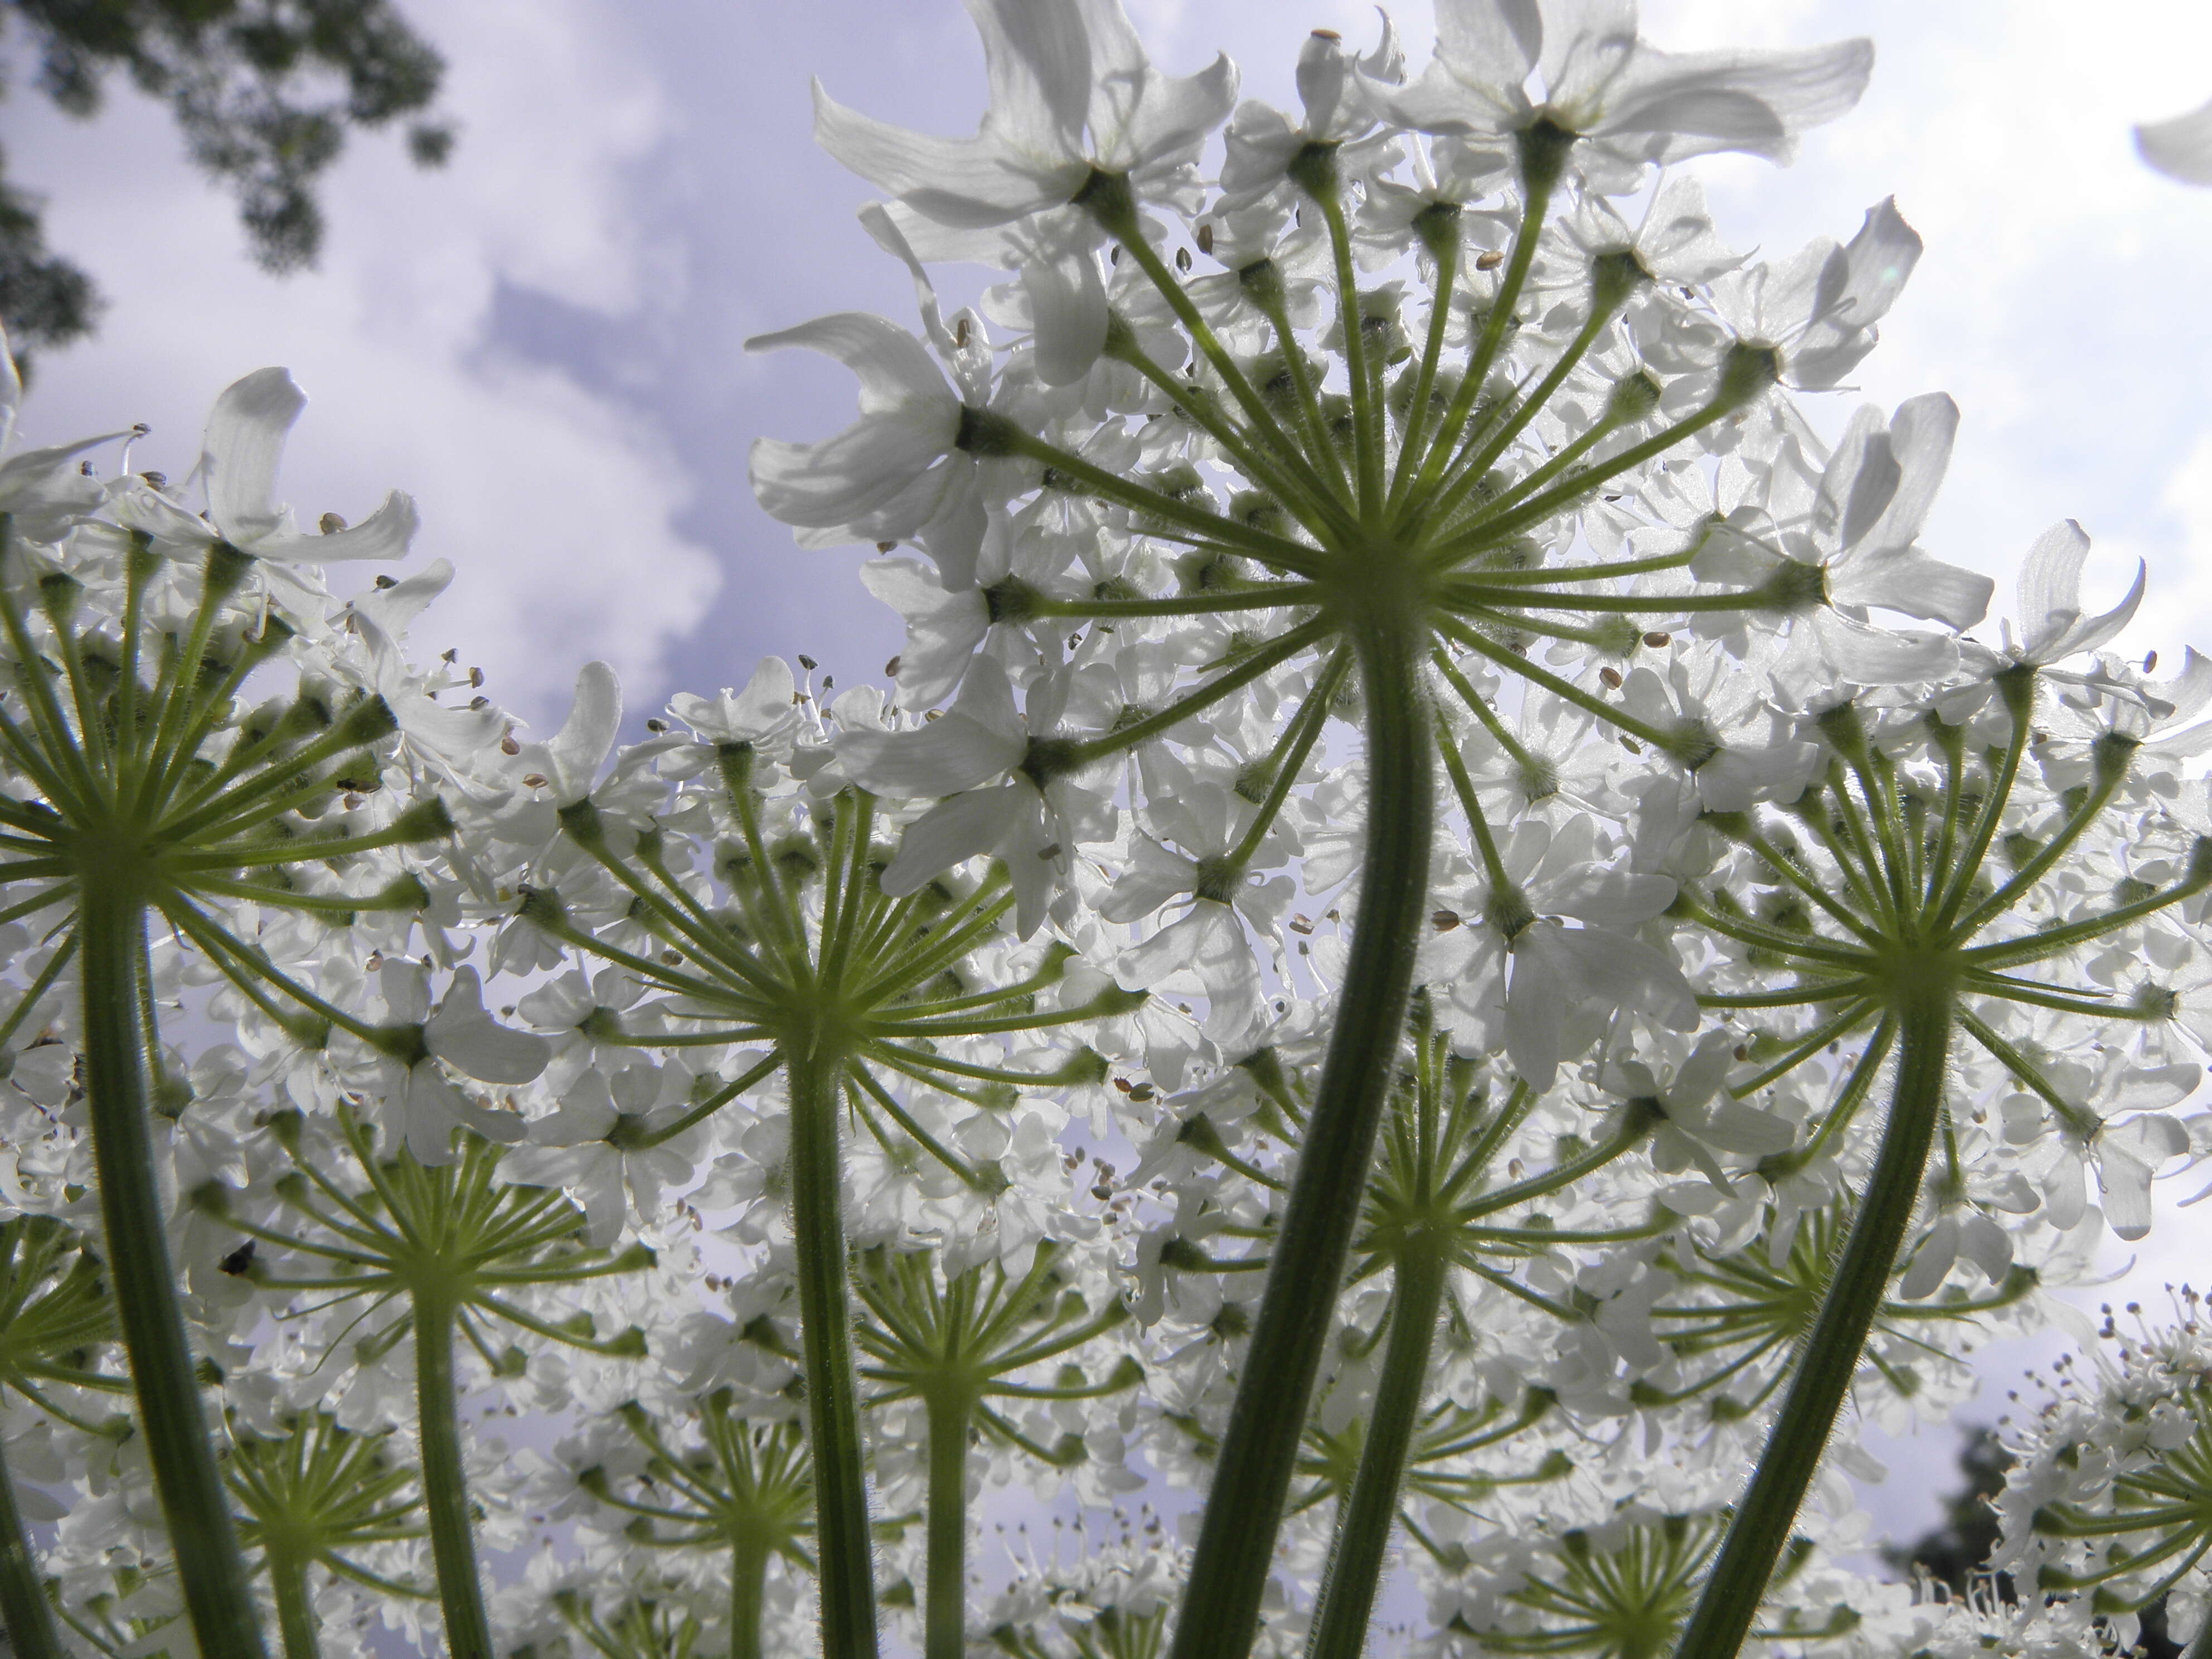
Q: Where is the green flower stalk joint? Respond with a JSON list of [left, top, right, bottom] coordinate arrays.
[[0, 524, 451, 1659], [853, 1240, 1138, 1659], [580, 1396, 816, 1659], [225, 1412, 430, 1659], [520, 754, 1139, 1659], [196, 1111, 652, 1659], [0, 1215, 126, 1659]]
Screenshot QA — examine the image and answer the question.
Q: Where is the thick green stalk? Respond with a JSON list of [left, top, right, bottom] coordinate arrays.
[[1304, 1238, 1447, 1659], [924, 1393, 972, 1659], [268, 1551, 322, 1659], [2190, 1614, 2212, 1659], [0, 1430, 62, 1659], [79, 878, 270, 1659], [414, 1297, 491, 1659], [788, 1044, 879, 1659], [1670, 991, 1954, 1659], [730, 1535, 770, 1659], [1170, 612, 1434, 1659]]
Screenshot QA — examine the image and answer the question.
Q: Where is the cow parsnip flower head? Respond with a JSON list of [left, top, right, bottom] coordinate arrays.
[[755, 0, 1923, 947], [1996, 1296, 2212, 1650]]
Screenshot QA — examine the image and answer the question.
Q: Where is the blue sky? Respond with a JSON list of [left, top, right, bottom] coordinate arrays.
[[12, 0, 2212, 1549]]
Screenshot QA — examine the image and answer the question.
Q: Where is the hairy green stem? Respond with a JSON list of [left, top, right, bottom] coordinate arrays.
[[788, 1044, 879, 1659], [80, 880, 270, 1659], [1671, 991, 1954, 1659], [415, 1297, 491, 1659], [925, 1393, 972, 1659], [1304, 1239, 1447, 1659], [268, 1550, 322, 1659], [1170, 611, 1434, 1659], [731, 1535, 770, 1659], [0, 1430, 61, 1659]]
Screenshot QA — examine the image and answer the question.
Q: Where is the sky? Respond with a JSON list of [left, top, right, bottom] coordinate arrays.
[[10, 0, 2212, 1561]]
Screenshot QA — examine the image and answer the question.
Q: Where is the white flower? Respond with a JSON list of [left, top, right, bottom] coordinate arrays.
[[667, 656, 802, 746], [1382, 0, 1871, 182], [860, 559, 988, 710], [118, 367, 418, 562], [746, 313, 970, 539], [811, 0, 1235, 230], [520, 661, 623, 807], [2007, 518, 2145, 667], [333, 559, 509, 790], [1709, 198, 1922, 389], [367, 964, 551, 1163], [836, 654, 1101, 937], [0, 327, 117, 541], [1218, 22, 1405, 208], [1611, 1031, 1795, 1203], [1431, 816, 1696, 1085], [506, 1064, 696, 1247]]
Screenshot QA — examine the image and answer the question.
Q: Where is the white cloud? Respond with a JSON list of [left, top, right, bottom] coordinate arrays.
[[2170, 429, 2212, 575], [5, 0, 716, 727]]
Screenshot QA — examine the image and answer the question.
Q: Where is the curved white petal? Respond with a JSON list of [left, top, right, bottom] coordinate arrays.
[[880, 785, 1025, 895], [2138, 96, 2212, 186], [1022, 249, 1110, 386], [812, 81, 1076, 226], [201, 367, 303, 545], [539, 661, 623, 803], [426, 968, 552, 1085]]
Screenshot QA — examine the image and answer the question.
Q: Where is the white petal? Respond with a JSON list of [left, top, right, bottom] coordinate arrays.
[[1540, 865, 1677, 928], [1100, 835, 1200, 924], [1825, 551, 1992, 631], [745, 312, 953, 416], [253, 489, 419, 563], [1857, 394, 1956, 554], [2138, 97, 2212, 186], [542, 662, 622, 803], [880, 786, 1024, 894], [426, 968, 552, 1085], [200, 367, 303, 545], [1695, 1097, 1797, 1158], [1899, 1218, 1956, 1300], [2099, 1149, 2158, 1241], [1432, 0, 1540, 104], [0, 322, 16, 448], [860, 558, 989, 709], [348, 558, 455, 649], [1595, 37, 1874, 163], [1810, 611, 1958, 686], [812, 81, 1077, 226], [1107, 48, 1240, 175], [838, 711, 1023, 798], [2017, 519, 2143, 661], [1022, 249, 1110, 386]]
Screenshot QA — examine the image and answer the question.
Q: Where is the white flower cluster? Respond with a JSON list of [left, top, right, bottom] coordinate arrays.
[[0, 4, 2209, 1659]]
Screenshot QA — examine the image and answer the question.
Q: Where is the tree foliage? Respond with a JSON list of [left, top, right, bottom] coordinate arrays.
[[0, 0, 453, 369]]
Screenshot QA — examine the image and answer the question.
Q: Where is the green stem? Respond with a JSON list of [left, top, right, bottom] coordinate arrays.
[[79, 879, 270, 1659], [925, 1392, 972, 1659], [730, 1535, 770, 1659], [415, 1297, 491, 1659], [0, 1429, 61, 1659], [1670, 990, 1954, 1659], [1169, 609, 1433, 1659], [1303, 1238, 1446, 1659], [268, 1550, 322, 1659], [788, 1044, 879, 1659]]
